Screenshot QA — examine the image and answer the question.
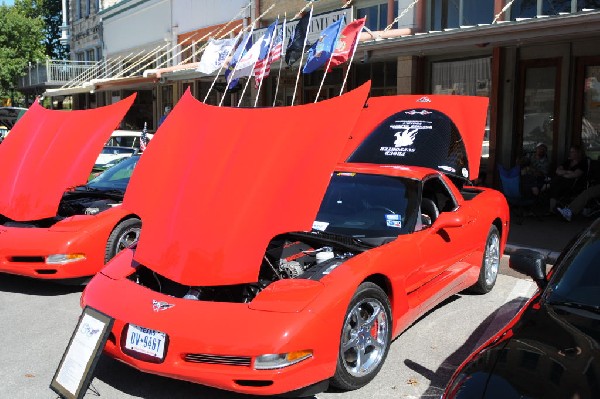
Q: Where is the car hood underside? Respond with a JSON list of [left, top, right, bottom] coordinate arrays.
[[123, 83, 371, 286]]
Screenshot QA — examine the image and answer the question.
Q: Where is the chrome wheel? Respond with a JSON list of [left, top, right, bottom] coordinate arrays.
[[116, 226, 140, 251], [332, 282, 392, 390], [484, 231, 500, 286], [105, 218, 142, 262], [341, 298, 389, 377], [469, 225, 500, 294]]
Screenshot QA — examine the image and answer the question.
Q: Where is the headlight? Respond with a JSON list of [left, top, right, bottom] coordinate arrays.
[[254, 350, 313, 370], [46, 254, 86, 265]]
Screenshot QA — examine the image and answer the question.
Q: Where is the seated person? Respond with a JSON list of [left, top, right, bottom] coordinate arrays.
[[548, 145, 588, 212], [557, 183, 600, 221], [557, 159, 600, 221], [521, 143, 551, 197]]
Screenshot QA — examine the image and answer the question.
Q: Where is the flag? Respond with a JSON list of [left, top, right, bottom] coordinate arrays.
[[225, 32, 252, 90], [285, 12, 310, 66], [255, 20, 285, 88], [327, 17, 366, 72], [234, 25, 275, 79], [252, 20, 278, 88], [303, 18, 344, 74], [140, 122, 149, 152], [196, 37, 237, 74]]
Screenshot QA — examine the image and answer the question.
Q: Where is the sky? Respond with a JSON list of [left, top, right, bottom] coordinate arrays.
[[2, 0, 15, 5]]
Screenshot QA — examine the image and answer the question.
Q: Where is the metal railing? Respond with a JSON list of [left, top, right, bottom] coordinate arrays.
[[17, 59, 98, 88]]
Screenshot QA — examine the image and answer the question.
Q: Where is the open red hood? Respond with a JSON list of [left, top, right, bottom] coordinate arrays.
[[0, 95, 135, 221], [123, 83, 371, 286], [343, 95, 489, 181]]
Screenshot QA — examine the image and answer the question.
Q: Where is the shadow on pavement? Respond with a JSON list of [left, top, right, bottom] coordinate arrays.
[[403, 296, 530, 397], [93, 355, 316, 399], [0, 272, 84, 296]]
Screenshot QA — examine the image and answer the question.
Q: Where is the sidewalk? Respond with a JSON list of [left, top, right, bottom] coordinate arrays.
[[504, 212, 595, 263]]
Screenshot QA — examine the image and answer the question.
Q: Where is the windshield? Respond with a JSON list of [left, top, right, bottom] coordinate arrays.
[[314, 173, 419, 239], [547, 226, 600, 308], [87, 155, 139, 191], [100, 146, 137, 155]]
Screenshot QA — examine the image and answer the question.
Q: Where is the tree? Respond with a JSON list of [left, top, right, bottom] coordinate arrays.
[[0, 3, 45, 101], [14, 0, 68, 59]]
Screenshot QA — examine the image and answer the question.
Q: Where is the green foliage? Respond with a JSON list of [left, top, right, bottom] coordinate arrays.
[[0, 3, 45, 98], [15, 0, 68, 59]]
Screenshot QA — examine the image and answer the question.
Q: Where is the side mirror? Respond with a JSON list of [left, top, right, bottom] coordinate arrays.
[[430, 212, 465, 233], [509, 249, 547, 289]]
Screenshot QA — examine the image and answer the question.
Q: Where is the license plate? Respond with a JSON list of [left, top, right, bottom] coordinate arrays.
[[124, 324, 166, 360]]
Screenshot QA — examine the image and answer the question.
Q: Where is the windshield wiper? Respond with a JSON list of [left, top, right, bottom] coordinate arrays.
[[548, 301, 600, 314]]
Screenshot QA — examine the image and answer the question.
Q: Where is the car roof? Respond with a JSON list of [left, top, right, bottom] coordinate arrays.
[[111, 130, 145, 137]]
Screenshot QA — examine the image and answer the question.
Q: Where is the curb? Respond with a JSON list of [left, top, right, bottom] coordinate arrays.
[[504, 244, 561, 265]]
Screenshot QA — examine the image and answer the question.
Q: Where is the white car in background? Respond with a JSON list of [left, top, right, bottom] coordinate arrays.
[[105, 129, 154, 149], [94, 130, 154, 172]]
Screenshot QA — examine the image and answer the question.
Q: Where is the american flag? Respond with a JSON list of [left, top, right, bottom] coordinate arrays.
[[254, 21, 284, 88], [140, 122, 149, 152]]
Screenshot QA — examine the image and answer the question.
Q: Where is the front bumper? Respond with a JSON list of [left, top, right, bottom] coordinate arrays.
[[0, 226, 104, 280], [82, 272, 341, 396]]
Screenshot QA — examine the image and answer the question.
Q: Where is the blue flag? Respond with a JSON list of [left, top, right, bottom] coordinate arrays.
[[303, 18, 344, 74], [225, 32, 252, 90]]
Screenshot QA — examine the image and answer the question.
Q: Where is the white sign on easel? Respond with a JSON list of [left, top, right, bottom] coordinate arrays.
[[50, 307, 114, 399]]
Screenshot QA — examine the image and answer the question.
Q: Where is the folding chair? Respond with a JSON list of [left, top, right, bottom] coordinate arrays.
[[497, 165, 537, 224]]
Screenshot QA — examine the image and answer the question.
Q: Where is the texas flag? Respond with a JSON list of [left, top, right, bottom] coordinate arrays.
[[327, 17, 366, 72]]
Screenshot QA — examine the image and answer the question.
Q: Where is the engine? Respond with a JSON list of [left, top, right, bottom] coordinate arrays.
[[58, 195, 120, 217], [128, 232, 360, 303]]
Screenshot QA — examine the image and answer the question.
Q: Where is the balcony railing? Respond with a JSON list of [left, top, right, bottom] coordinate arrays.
[[17, 60, 98, 89]]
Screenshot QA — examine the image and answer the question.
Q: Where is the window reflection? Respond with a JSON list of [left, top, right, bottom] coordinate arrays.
[[582, 65, 600, 160]]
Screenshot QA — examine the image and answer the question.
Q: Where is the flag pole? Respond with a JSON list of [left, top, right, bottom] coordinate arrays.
[[272, 15, 287, 106], [339, 22, 365, 96], [253, 17, 279, 107], [291, 5, 313, 106]]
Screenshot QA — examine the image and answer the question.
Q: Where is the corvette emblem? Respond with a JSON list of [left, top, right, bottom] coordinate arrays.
[[405, 110, 432, 115], [152, 300, 175, 312]]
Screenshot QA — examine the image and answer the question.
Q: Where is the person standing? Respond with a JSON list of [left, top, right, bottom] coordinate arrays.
[[158, 105, 171, 127]]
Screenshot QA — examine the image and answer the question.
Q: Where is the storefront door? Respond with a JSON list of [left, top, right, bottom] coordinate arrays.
[[516, 58, 561, 164]]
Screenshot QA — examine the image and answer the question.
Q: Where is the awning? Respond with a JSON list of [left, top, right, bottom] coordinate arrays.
[[44, 75, 158, 97]]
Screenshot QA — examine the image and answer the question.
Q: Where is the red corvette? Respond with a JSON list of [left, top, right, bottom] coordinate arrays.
[[0, 96, 143, 283], [81, 83, 510, 396]]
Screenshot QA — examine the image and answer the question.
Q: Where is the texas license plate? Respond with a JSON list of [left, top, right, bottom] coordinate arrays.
[[124, 324, 166, 360]]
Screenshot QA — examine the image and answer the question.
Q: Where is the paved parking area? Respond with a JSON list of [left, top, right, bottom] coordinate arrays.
[[0, 256, 535, 399]]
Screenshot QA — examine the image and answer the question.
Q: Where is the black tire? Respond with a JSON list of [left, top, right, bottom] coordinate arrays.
[[331, 282, 392, 391], [469, 225, 500, 294], [104, 218, 141, 263]]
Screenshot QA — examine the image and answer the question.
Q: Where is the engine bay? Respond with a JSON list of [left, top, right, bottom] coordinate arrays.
[[127, 232, 368, 303], [0, 189, 124, 229]]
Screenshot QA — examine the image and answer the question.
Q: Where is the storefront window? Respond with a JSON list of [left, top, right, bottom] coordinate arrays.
[[432, 57, 491, 158], [429, 0, 494, 30], [510, 0, 537, 19], [510, 0, 600, 18], [542, 0, 571, 14], [578, 0, 600, 10], [521, 64, 557, 158], [582, 65, 600, 160], [353, 61, 397, 97], [357, 1, 398, 31]]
